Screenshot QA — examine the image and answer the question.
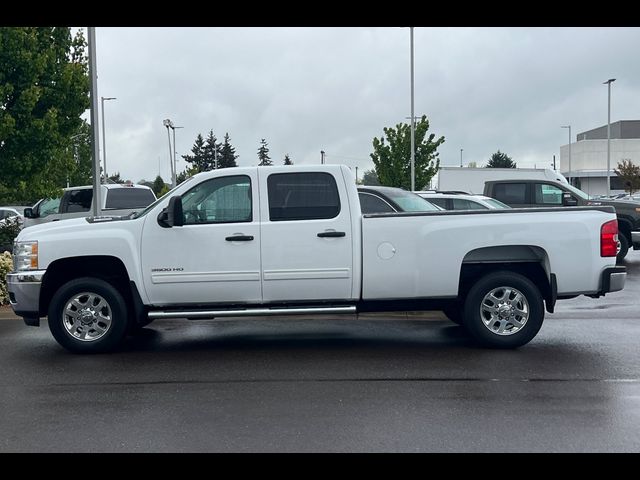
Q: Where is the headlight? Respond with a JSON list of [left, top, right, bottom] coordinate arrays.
[[13, 241, 38, 271]]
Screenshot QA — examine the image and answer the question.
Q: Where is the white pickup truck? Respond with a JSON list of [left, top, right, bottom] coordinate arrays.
[[7, 165, 626, 353]]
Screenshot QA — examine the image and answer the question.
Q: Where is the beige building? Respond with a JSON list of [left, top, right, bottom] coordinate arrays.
[[560, 120, 640, 196]]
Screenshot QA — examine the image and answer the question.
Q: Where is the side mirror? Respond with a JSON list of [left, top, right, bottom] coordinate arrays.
[[562, 193, 578, 206], [23, 208, 34, 218], [157, 195, 184, 228]]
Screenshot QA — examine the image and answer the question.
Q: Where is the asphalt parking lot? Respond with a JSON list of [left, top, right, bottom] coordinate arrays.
[[1, 252, 639, 452]]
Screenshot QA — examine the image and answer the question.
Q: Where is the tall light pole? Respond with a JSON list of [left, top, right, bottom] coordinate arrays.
[[100, 96, 116, 183], [460, 148, 463, 167], [561, 125, 571, 185], [172, 125, 184, 179], [163, 119, 175, 187], [604, 78, 616, 197], [409, 26, 415, 191], [87, 27, 101, 217]]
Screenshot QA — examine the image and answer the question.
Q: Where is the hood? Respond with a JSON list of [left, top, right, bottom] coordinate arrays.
[[17, 215, 129, 242]]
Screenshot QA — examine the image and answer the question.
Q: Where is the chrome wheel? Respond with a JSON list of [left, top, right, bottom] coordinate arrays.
[[480, 286, 529, 336], [62, 292, 113, 342]]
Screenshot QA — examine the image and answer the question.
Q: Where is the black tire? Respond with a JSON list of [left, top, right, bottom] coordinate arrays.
[[48, 277, 130, 353], [442, 304, 464, 325], [617, 233, 629, 262], [463, 271, 544, 349]]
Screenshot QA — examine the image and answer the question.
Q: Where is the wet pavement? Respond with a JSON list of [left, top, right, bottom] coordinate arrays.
[[1, 252, 639, 452]]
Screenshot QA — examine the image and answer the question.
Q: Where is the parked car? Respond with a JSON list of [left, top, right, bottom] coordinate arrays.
[[0, 207, 24, 227], [416, 192, 511, 211], [357, 186, 443, 214], [23, 183, 157, 228], [8, 165, 625, 353]]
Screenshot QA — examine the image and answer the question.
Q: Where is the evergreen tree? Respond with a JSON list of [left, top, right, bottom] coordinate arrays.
[[203, 130, 220, 170], [218, 132, 238, 168], [257, 139, 272, 166], [284, 154, 293, 165], [152, 175, 166, 196], [486, 150, 516, 168], [181, 134, 207, 173]]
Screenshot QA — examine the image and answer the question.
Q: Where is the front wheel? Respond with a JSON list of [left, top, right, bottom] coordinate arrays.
[[48, 277, 130, 353], [463, 271, 544, 349]]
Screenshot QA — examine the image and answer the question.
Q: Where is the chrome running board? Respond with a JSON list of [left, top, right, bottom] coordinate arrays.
[[148, 305, 357, 320]]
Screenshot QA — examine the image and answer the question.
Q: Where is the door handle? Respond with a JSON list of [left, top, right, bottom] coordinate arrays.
[[225, 235, 254, 241], [317, 231, 346, 238]]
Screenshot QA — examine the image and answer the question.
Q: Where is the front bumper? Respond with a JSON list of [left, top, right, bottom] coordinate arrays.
[[6, 270, 46, 326], [600, 266, 626, 294]]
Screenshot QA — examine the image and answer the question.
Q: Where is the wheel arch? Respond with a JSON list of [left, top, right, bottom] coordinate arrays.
[[459, 245, 555, 313], [39, 256, 133, 317]]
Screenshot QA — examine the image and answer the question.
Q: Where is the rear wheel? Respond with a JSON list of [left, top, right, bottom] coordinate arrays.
[[463, 271, 544, 348], [48, 277, 129, 353]]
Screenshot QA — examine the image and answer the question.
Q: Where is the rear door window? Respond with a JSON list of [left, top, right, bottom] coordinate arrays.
[[492, 183, 527, 205], [358, 192, 395, 214], [64, 189, 92, 213], [267, 172, 340, 221]]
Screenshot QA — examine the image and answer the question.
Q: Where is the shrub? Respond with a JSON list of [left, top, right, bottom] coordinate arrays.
[[0, 218, 21, 253], [0, 251, 13, 305]]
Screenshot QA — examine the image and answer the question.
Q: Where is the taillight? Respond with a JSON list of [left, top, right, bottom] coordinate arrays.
[[600, 219, 618, 257]]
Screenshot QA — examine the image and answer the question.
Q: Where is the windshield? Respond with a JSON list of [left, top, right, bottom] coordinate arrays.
[[563, 183, 591, 200], [130, 177, 195, 219], [382, 188, 440, 212], [483, 198, 511, 209]]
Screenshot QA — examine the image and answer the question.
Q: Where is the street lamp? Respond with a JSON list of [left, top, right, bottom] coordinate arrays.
[[603, 78, 616, 197], [409, 26, 415, 191], [561, 125, 571, 185], [101, 96, 116, 183], [163, 119, 175, 187], [172, 125, 184, 178], [460, 148, 463, 167]]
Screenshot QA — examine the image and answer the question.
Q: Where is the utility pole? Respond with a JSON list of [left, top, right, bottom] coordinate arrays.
[[604, 78, 616, 197], [553, 155, 556, 170], [87, 27, 101, 217], [409, 26, 415, 192], [320, 150, 325, 165], [355, 166, 358, 184]]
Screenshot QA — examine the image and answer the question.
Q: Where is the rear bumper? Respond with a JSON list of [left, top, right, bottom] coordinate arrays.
[[6, 270, 45, 326], [600, 266, 626, 294]]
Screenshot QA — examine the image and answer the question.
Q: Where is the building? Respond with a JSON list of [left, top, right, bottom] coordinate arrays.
[[560, 120, 640, 196]]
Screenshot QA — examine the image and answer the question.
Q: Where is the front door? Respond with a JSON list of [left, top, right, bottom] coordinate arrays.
[[258, 168, 354, 303], [140, 172, 261, 306]]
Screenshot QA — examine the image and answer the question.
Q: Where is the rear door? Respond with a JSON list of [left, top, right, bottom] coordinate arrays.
[[259, 168, 354, 302]]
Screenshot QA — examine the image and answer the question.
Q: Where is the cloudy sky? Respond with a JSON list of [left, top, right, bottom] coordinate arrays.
[[90, 27, 640, 183]]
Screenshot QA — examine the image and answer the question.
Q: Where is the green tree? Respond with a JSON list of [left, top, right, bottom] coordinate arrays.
[[370, 115, 444, 190], [467, 161, 478, 168], [218, 132, 238, 168], [152, 175, 167, 196], [258, 138, 272, 166], [203, 130, 220, 170], [0, 27, 90, 203], [66, 120, 92, 187], [614, 159, 640, 195], [107, 172, 125, 184], [361, 169, 380, 186], [283, 154, 293, 165], [181, 133, 207, 173], [486, 150, 516, 168]]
